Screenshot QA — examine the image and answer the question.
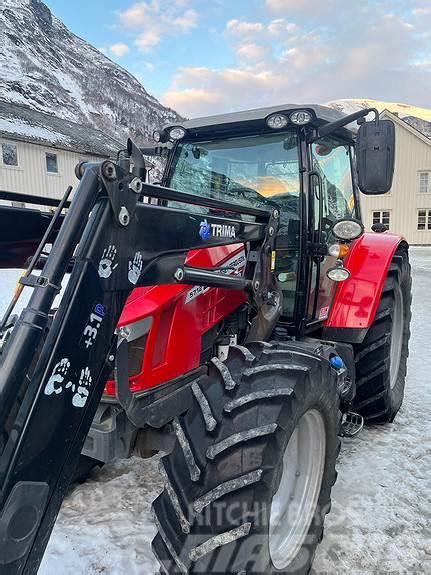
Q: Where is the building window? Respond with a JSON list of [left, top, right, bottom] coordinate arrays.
[[372, 210, 390, 229], [419, 172, 429, 193], [417, 209, 431, 230], [2, 143, 18, 166], [46, 152, 58, 173]]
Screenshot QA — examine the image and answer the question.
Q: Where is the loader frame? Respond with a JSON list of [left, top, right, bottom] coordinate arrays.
[[0, 158, 280, 574]]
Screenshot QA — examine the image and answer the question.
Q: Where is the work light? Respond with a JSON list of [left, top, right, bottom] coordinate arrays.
[[327, 266, 351, 282], [169, 126, 187, 140], [332, 219, 364, 241], [153, 129, 162, 143], [266, 113, 289, 129], [290, 110, 312, 125]]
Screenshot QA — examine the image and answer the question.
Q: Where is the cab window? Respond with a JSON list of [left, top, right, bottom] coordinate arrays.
[[311, 140, 355, 222]]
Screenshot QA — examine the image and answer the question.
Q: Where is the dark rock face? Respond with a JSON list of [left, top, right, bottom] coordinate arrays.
[[0, 0, 182, 149], [30, 0, 52, 29]]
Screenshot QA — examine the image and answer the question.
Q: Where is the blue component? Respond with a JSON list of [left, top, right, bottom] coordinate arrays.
[[330, 355, 344, 370], [199, 219, 211, 240], [94, 303, 106, 317]]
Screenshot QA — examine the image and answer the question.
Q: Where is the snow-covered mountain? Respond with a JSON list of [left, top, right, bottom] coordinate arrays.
[[327, 98, 431, 139], [0, 0, 182, 147]]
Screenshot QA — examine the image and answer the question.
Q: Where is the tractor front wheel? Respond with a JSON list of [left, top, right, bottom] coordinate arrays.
[[353, 246, 412, 423], [152, 341, 340, 574]]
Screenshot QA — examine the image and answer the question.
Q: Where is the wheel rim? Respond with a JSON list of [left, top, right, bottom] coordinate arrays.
[[269, 409, 326, 570], [390, 284, 404, 389]]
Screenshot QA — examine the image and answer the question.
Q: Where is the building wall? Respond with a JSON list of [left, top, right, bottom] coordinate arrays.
[[0, 136, 102, 204], [359, 121, 431, 244]]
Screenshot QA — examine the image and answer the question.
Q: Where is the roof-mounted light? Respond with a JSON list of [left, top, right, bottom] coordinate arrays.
[[169, 126, 187, 140], [332, 219, 364, 241], [153, 129, 162, 143], [266, 113, 289, 129], [290, 110, 312, 125]]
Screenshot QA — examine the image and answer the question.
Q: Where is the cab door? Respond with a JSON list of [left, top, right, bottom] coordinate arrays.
[[306, 138, 356, 324]]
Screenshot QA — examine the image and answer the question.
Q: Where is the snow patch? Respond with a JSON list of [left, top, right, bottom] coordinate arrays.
[[0, 117, 70, 145]]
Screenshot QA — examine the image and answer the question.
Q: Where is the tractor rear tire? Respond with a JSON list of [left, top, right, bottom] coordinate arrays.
[[152, 341, 340, 574], [353, 246, 411, 423]]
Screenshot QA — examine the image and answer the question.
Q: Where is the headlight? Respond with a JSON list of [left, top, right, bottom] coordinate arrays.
[[169, 126, 187, 140], [266, 113, 289, 129], [327, 266, 351, 282], [332, 219, 364, 241], [290, 110, 312, 125]]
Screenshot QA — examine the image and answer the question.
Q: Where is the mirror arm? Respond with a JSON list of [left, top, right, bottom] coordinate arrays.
[[316, 107, 380, 139], [127, 138, 147, 179]]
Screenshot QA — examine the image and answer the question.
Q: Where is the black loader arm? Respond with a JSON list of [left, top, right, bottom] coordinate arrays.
[[0, 151, 278, 574]]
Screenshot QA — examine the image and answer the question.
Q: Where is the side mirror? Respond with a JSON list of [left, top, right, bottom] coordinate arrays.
[[356, 119, 395, 195]]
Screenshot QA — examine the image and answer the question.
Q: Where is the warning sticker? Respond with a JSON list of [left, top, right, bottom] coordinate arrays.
[[319, 306, 329, 320]]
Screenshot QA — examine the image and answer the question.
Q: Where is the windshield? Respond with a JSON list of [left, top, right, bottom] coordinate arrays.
[[167, 131, 300, 215], [167, 131, 301, 319]]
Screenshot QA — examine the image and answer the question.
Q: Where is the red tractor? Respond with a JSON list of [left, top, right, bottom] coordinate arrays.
[[0, 104, 411, 574]]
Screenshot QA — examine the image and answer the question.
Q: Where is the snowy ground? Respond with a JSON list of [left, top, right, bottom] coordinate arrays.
[[1, 248, 430, 574]]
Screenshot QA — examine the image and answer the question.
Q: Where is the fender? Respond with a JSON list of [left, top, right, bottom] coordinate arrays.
[[323, 232, 407, 343]]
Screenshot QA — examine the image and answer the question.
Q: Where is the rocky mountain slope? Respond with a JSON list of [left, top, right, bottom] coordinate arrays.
[[0, 0, 181, 148], [327, 98, 431, 139]]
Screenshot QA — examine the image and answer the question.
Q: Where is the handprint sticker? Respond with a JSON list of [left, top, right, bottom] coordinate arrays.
[[98, 245, 118, 279], [44, 358, 71, 396], [69, 367, 93, 408], [44, 361, 93, 408], [128, 251, 143, 285]]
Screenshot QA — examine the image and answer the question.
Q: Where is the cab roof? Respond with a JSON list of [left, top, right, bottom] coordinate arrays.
[[163, 103, 355, 141]]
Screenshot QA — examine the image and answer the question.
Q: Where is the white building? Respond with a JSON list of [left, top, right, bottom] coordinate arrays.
[[360, 110, 431, 244], [0, 102, 121, 207]]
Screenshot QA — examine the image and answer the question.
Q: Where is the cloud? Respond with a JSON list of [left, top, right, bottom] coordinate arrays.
[[135, 30, 161, 50], [161, 1, 431, 117], [109, 43, 130, 57], [162, 87, 222, 114], [161, 66, 283, 117], [267, 18, 298, 35], [118, 1, 198, 52], [119, 2, 148, 27], [226, 19, 264, 35], [174, 8, 199, 32], [237, 43, 272, 61], [144, 61, 155, 72], [265, 0, 336, 15]]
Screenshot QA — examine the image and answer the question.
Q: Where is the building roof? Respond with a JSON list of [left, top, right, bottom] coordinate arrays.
[[0, 101, 122, 157], [381, 109, 431, 146]]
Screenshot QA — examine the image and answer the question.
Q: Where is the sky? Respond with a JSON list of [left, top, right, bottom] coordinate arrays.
[[44, 0, 431, 118]]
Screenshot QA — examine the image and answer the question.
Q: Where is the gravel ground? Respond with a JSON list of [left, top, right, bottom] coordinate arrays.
[[1, 247, 429, 574]]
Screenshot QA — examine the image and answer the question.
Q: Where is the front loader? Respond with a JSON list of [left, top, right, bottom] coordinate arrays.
[[0, 104, 411, 574]]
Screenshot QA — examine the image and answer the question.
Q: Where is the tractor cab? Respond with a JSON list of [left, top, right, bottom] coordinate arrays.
[[152, 105, 364, 326]]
